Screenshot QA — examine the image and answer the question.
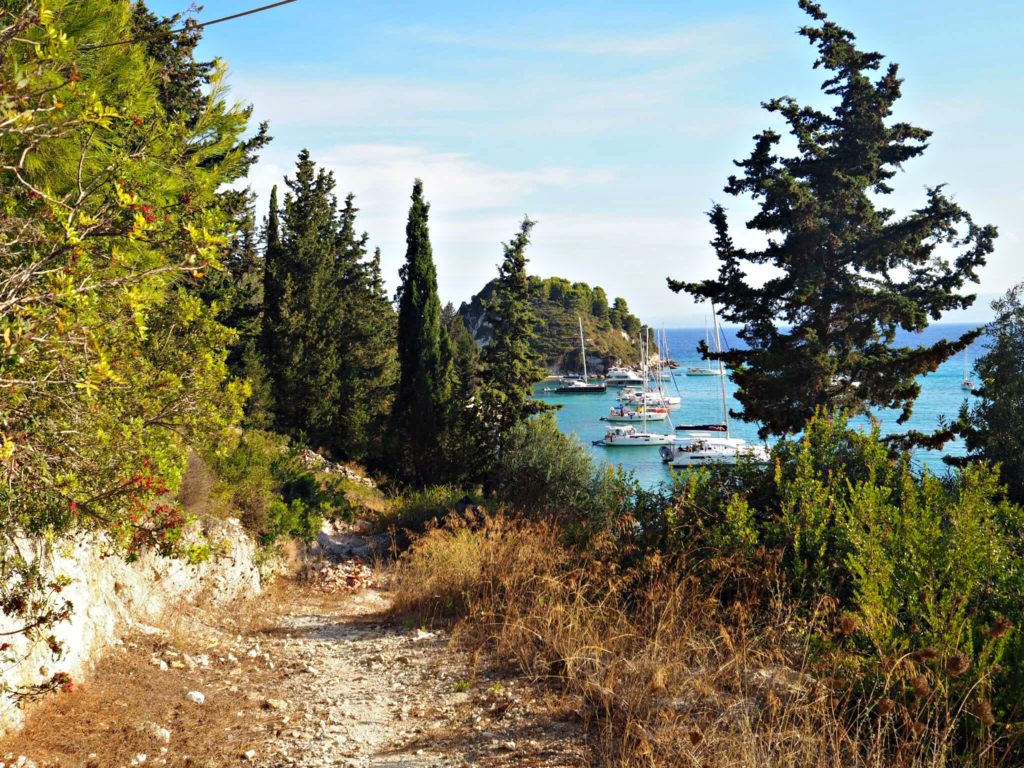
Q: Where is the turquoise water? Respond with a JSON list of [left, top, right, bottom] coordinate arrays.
[[536, 324, 985, 489]]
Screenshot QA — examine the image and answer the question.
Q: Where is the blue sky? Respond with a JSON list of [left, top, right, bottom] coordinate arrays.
[[151, 0, 1023, 324]]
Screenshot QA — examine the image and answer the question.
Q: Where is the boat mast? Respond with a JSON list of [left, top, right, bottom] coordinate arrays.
[[642, 327, 649, 433], [705, 316, 712, 372], [713, 310, 730, 439], [578, 316, 588, 381], [659, 327, 676, 431]]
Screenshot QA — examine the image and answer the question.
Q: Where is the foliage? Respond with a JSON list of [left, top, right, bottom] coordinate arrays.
[[393, 507, 1016, 767], [951, 284, 1024, 503], [494, 413, 637, 535], [205, 431, 347, 545], [459, 275, 647, 372], [670, 1, 995, 440], [439, 302, 486, 485], [474, 218, 552, 467], [390, 179, 451, 484], [0, 0, 255, 697], [260, 152, 397, 461], [382, 484, 474, 532], [658, 414, 1024, 743]]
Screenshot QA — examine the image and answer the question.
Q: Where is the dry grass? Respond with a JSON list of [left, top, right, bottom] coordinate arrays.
[[389, 513, 995, 768], [0, 583, 306, 768]]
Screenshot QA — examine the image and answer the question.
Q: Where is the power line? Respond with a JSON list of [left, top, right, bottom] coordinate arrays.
[[80, 0, 299, 51]]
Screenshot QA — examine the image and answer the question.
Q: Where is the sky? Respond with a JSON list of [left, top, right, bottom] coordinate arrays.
[[150, 0, 1023, 325]]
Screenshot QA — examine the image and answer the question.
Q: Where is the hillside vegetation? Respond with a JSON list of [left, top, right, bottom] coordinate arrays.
[[459, 276, 650, 373]]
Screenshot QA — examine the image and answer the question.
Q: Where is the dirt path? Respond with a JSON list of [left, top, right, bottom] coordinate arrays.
[[0, 565, 586, 768]]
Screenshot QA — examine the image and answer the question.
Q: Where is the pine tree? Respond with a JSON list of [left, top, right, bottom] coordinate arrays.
[[390, 180, 451, 483], [260, 151, 344, 447], [476, 218, 551, 465], [440, 302, 484, 483], [0, 0, 255, 681], [951, 286, 1024, 503], [331, 212, 398, 460], [669, 1, 996, 439], [257, 154, 397, 460]]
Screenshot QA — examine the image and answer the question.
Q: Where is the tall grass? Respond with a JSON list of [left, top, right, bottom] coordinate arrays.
[[391, 512, 1013, 767]]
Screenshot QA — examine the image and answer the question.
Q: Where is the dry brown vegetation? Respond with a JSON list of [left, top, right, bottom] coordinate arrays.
[[0, 586, 301, 768], [390, 512, 1007, 768]]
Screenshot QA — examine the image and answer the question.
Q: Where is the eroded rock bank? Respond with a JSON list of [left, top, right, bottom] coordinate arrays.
[[0, 518, 262, 736]]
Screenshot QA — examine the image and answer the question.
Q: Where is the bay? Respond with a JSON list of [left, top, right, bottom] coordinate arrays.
[[536, 323, 986, 489]]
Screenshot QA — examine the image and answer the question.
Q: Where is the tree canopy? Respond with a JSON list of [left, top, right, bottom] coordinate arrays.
[[952, 286, 1024, 503], [390, 180, 451, 484], [670, 0, 996, 438]]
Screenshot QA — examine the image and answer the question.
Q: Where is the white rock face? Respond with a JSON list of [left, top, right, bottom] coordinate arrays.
[[0, 518, 260, 735]]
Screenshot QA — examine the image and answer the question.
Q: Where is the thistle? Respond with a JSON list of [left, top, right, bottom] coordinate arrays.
[[945, 652, 971, 677]]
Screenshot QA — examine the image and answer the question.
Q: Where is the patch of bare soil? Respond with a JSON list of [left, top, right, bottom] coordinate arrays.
[[0, 562, 586, 768]]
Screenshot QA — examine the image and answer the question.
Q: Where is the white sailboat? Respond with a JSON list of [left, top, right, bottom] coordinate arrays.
[[551, 317, 607, 393], [961, 347, 975, 391], [686, 316, 725, 376], [597, 328, 674, 444], [662, 312, 768, 467]]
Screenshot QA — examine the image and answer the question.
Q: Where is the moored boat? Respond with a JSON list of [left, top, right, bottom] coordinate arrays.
[[594, 425, 675, 447], [605, 367, 644, 387], [551, 317, 607, 393], [605, 404, 669, 422], [660, 437, 769, 466], [664, 312, 768, 468]]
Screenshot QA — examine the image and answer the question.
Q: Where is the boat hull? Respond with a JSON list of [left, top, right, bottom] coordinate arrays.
[[553, 384, 607, 394], [596, 434, 676, 446], [606, 413, 669, 422]]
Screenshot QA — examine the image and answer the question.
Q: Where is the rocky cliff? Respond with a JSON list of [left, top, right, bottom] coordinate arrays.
[[0, 519, 262, 736]]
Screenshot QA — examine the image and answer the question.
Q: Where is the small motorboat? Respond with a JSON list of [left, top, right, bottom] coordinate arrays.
[[605, 404, 669, 423], [593, 425, 676, 447]]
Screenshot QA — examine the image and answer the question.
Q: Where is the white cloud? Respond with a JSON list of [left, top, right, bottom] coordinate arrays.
[[410, 17, 773, 59], [314, 144, 616, 213], [233, 76, 476, 128]]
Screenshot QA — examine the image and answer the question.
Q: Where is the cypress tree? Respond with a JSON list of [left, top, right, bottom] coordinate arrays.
[[670, 1, 996, 439], [440, 302, 484, 484], [476, 218, 551, 465], [391, 180, 450, 483]]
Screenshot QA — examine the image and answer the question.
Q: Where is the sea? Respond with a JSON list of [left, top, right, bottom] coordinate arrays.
[[535, 323, 986, 490]]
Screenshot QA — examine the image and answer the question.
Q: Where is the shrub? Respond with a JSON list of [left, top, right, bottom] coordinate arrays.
[[391, 513, 996, 767], [390, 512, 565, 623], [656, 413, 1024, 752], [383, 485, 472, 531], [493, 413, 640, 534], [203, 430, 349, 545]]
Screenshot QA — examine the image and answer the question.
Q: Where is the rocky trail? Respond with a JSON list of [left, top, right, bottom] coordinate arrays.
[[0, 551, 587, 768]]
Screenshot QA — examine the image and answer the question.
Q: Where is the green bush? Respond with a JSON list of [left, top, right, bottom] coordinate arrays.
[[204, 430, 350, 545], [386, 485, 471, 531], [494, 413, 640, 534], [658, 413, 1024, 739]]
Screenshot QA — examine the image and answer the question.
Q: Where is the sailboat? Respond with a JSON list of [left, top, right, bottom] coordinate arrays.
[[662, 312, 768, 466], [686, 316, 725, 376], [552, 318, 606, 393], [961, 348, 975, 391], [596, 328, 674, 445]]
